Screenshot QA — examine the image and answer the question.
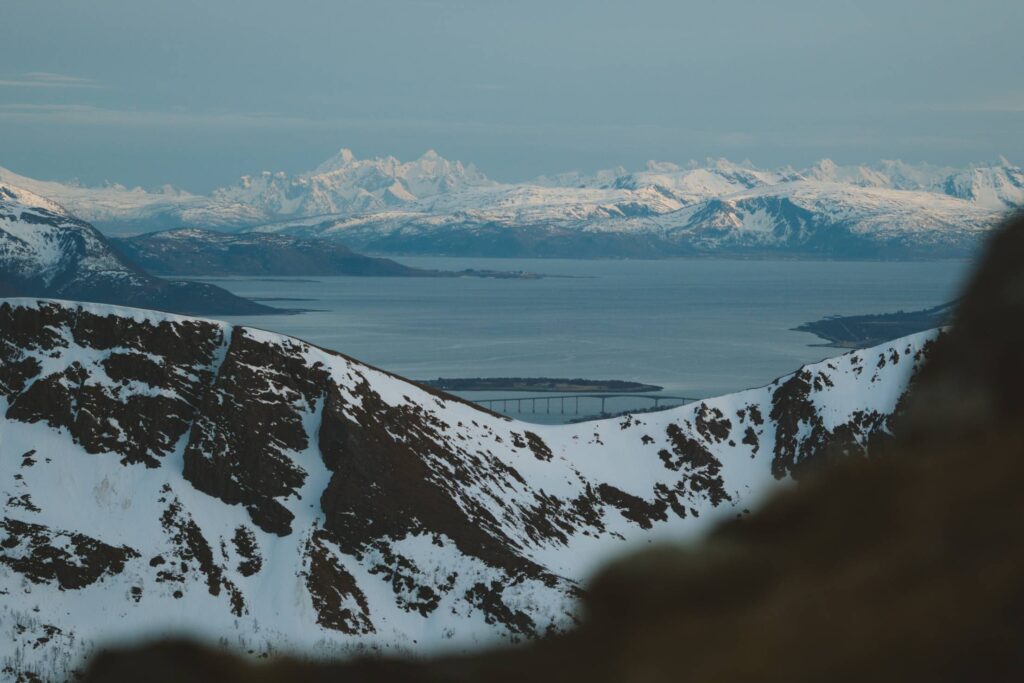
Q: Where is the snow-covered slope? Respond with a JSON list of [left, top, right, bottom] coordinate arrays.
[[0, 298, 938, 680], [805, 157, 1024, 211], [0, 183, 277, 315], [2, 152, 1018, 256]]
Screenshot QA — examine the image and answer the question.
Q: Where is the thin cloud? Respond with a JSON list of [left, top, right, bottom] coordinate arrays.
[[0, 103, 990, 156], [0, 72, 102, 88]]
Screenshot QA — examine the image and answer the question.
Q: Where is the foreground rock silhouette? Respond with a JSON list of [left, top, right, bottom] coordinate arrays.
[[82, 213, 1024, 683]]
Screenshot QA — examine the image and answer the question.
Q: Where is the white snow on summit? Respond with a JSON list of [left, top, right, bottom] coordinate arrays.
[[0, 152, 1017, 254]]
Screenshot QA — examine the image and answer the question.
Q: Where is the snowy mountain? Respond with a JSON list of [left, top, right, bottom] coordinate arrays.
[[805, 157, 1024, 210], [208, 149, 492, 223], [0, 184, 278, 315], [0, 298, 937, 680], [250, 180, 999, 258], [0, 150, 492, 235], [1, 152, 1018, 257]]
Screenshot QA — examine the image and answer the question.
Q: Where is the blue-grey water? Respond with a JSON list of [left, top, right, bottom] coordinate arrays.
[[205, 257, 970, 424]]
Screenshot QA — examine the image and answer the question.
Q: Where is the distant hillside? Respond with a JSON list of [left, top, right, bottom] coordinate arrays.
[[795, 301, 956, 347], [0, 183, 282, 315], [113, 229, 425, 277], [113, 228, 544, 278]]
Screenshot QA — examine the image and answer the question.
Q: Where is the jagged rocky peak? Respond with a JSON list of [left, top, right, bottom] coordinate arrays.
[[0, 297, 938, 681]]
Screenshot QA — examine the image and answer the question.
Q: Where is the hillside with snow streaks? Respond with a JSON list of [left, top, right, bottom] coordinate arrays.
[[0, 152, 1017, 257], [0, 299, 937, 680]]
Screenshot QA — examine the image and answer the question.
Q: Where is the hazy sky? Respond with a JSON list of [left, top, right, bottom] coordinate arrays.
[[1, 0, 1021, 191]]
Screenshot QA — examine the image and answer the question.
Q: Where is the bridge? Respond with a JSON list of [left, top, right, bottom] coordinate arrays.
[[473, 393, 699, 417]]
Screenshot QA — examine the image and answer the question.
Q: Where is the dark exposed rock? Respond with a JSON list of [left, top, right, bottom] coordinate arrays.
[[597, 484, 668, 529], [0, 518, 138, 590], [232, 527, 262, 577], [159, 490, 245, 617], [318, 379, 539, 578], [302, 529, 374, 634], [1, 302, 226, 466], [183, 330, 326, 535], [694, 403, 732, 443], [659, 423, 731, 507], [524, 431, 553, 461], [741, 426, 759, 454]]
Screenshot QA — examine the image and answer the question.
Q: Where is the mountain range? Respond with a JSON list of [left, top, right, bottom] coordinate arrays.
[[0, 297, 936, 681], [2, 152, 1020, 258]]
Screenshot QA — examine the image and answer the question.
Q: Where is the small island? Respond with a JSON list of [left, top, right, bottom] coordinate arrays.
[[420, 377, 663, 393], [794, 300, 955, 348]]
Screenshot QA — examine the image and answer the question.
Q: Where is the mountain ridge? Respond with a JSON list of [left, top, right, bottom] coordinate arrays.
[[0, 297, 937, 681], [2, 152, 1018, 258]]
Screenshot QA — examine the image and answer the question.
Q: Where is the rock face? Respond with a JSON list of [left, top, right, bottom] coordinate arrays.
[[0, 183, 280, 315], [0, 298, 935, 681]]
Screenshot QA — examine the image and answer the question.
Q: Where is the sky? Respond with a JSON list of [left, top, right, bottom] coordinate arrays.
[[0, 0, 1021, 192]]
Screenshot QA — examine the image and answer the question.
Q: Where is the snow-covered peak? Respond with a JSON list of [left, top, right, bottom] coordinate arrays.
[[0, 181, 70, 217], [940, 162, 1024, 210], [212, 148, 493, 220]]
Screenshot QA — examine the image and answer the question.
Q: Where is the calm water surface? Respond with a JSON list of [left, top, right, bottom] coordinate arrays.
[[206, 257, 970, 423]]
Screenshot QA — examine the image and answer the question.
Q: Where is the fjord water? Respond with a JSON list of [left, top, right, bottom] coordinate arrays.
[[211, 257, 969, 423]]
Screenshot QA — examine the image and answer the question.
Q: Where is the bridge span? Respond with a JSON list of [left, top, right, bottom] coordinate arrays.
[[473, 393, 699, 417]]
